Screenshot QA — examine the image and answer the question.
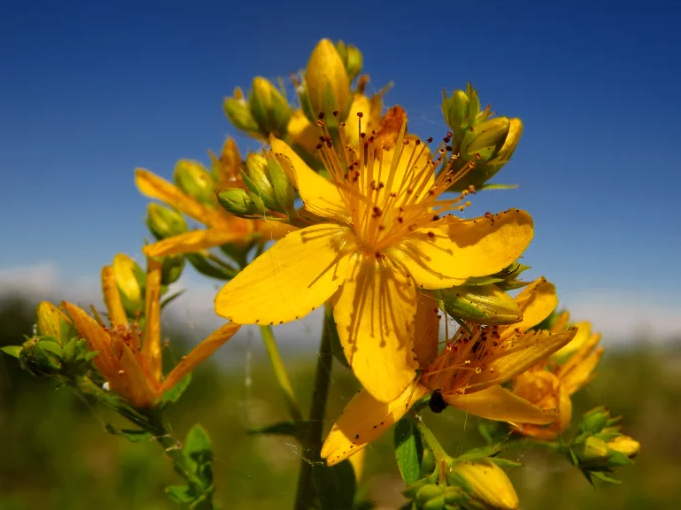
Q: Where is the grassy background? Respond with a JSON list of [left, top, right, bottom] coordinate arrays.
[[1, 296, 680, 509]]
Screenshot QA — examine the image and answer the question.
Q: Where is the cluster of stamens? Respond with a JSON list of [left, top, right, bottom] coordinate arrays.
[[313, 111, 479, 251]]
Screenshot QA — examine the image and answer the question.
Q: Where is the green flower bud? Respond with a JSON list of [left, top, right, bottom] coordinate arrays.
[[185, 253, 238, 281], [223, 87, 260, 134], [460, 117, 511, 163], [243, 153, 295, 213], [436, 284, 522, 325], [146, 203, 188, 240], [575, 436, 611, 463], [579, 406, 610, 435], [217, 188, 266, 218], [335, 41, 363, 81], [607, 435, 640, 458], [173, 160, 214, 205], [415, 484, 444, 506], [161, 255, 185, 286], [249, 77, 292, 137], [303, 38, 352, 126]]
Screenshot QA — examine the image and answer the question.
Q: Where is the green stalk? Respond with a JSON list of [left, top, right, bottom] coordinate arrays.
[[259, 325, 304, 423], [293, 309, 334, 510]]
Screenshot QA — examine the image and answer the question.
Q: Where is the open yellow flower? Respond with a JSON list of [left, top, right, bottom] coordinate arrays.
[[61, 256, 240, 408], [135, 136, 293, 258], [215, 114, 534, 404], [511, 319, 603, 439], [320, 278, 578, 466]]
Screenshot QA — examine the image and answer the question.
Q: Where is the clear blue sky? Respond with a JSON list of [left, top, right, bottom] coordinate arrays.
[[1, 0, 680, 304]]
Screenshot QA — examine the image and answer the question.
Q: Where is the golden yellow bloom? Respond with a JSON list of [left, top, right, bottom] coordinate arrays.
[[511, 319, 603, 439], [135, 137, 293, 258], [61, 256, 240, 408], [215, 114, 534, 404], [448, 460, 519, 510], [320, 278, 577, 466]]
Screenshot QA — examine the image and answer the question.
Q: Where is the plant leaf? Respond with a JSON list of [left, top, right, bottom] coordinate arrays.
[[394, 418, 424, 485], [105, 423, 153, 442], [161, 372, 192, 404]]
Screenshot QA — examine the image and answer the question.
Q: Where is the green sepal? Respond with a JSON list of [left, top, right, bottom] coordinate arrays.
[[394, 418, 424, 485], [105, 423, 153, 442], [489, 457, 523, 469], [477, 183, 519, 191], [455, 444, 502, 463], [478, 420, 511, 444], [0, 345, 21, 358], [160, 289, 186, 310], [186, 253, 238, 280], [160, 373, 192, 405]]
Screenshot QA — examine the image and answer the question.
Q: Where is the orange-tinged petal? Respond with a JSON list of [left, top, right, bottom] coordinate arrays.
[[101, 266, 128, 329], [321, 382, 428, 466], [511, 278, 558, 334], [552, 321, 592, 359], [142, 257, 163, 381], [135, 169, 230, 229], [270, 137, 348, 222], [36, 301, 71, 338], [62, 301, 116, 378], [142, 228, 249, 257], [112, 254, 143, 304], [445, 385, 558, 425], [254, 218, 298, 239], [413, 292, 440, 366], [162, 322, 240, 392], [109, 337, 159, 408], [468, 328, 577, 390], [392, 210, 533, 290], [215, 224, 353, 324], [561, 346, 604, 396], [332, 255, 419, 403]]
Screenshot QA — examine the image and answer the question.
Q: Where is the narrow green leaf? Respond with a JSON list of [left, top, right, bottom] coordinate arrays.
[[314, 459, 357, 510], [489, 457, 522, 468], [394, 418, 424, 485], [105, 423, 153, 442], [0, 346, 22, 358], [477, 183, 519, 191], [247, 420, 301, 439], [185, 424, 213, 462], [590, 470, 622, 485], [456, 444, 502, 462], [161, 289, 186, 310], [161, 372, 192, 404]]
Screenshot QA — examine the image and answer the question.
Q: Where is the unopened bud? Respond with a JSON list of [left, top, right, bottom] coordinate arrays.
[[575, 436, 611, 463], [244, 153, 295, 213], [113, 254, 145, 316], [607, 435, 640, 458], [436, 284, 522, 325], [146, 203, 188, 240], [303, 38, 351, 126], [186, 253, 238, 281], [36, 301, 70, 340], [249, 77, 292, 137], [579, 406, 610, 435], [335, 40, 363, 81], [161, 255, 185, 286], [460, 117, 511, 163], [223, 87, 260, 134], [217, 188, 265, 218], [447, 460, 519, 510], [19, 336, 63, 376], [173, 160, 214, 204]]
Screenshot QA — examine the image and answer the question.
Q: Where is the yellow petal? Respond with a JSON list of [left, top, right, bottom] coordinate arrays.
[[101, 266, 128, 329], [557, 384, 573, 432], [561, 346, 604, 396], [413, 292, 440, 366], [62, 301, 117, 379], [449, 460, 519, 510], [215, 224, 353, 324], [109, 337, 159, 408], [348, 449, 366, 482], [553, 321, 592, 359], [270, 136, 348, 222], [468, 328, 578, 390], [392, 210, 533, 290], [142, 228, 249, 257], [162, 322, 240, 392], [332, 255, 419, 403], [36, 301, 71, 338], [343, 94, 373, 148], [135, 169, 230, 229], [142, 257, 163, 381], [445, 385, 557, 425], [321, 382, 428, 466], [286, 109, 318, 153], [511, 277, 558, 333]]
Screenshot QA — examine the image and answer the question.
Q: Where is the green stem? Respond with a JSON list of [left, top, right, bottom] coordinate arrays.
[[293, 309, 334, 510], [259, 325, 304, 423], [415, 417, 451, 464]]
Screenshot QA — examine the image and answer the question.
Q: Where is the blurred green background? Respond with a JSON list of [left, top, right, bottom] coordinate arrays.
[[1, 295, 680, 509]]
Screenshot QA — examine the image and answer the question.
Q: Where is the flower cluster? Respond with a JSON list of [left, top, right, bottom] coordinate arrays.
[[2, 37, 638, 509]]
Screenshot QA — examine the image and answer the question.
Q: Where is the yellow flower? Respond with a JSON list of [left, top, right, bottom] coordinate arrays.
[[320, 278, 577, 466], [607, 435, 640, 458], [511, 319, 603, 439], [61, 256, 240, 408], [215, 114, 534, 404], [135, 137, 293, 258]]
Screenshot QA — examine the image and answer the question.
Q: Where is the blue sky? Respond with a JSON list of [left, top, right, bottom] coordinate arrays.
[[1, 0, 680, 333]]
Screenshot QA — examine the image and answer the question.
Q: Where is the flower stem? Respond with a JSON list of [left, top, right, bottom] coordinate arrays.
[[293, 308, 334, 510], [259, 325, 304, 423], [415, 416, 450, 464]]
